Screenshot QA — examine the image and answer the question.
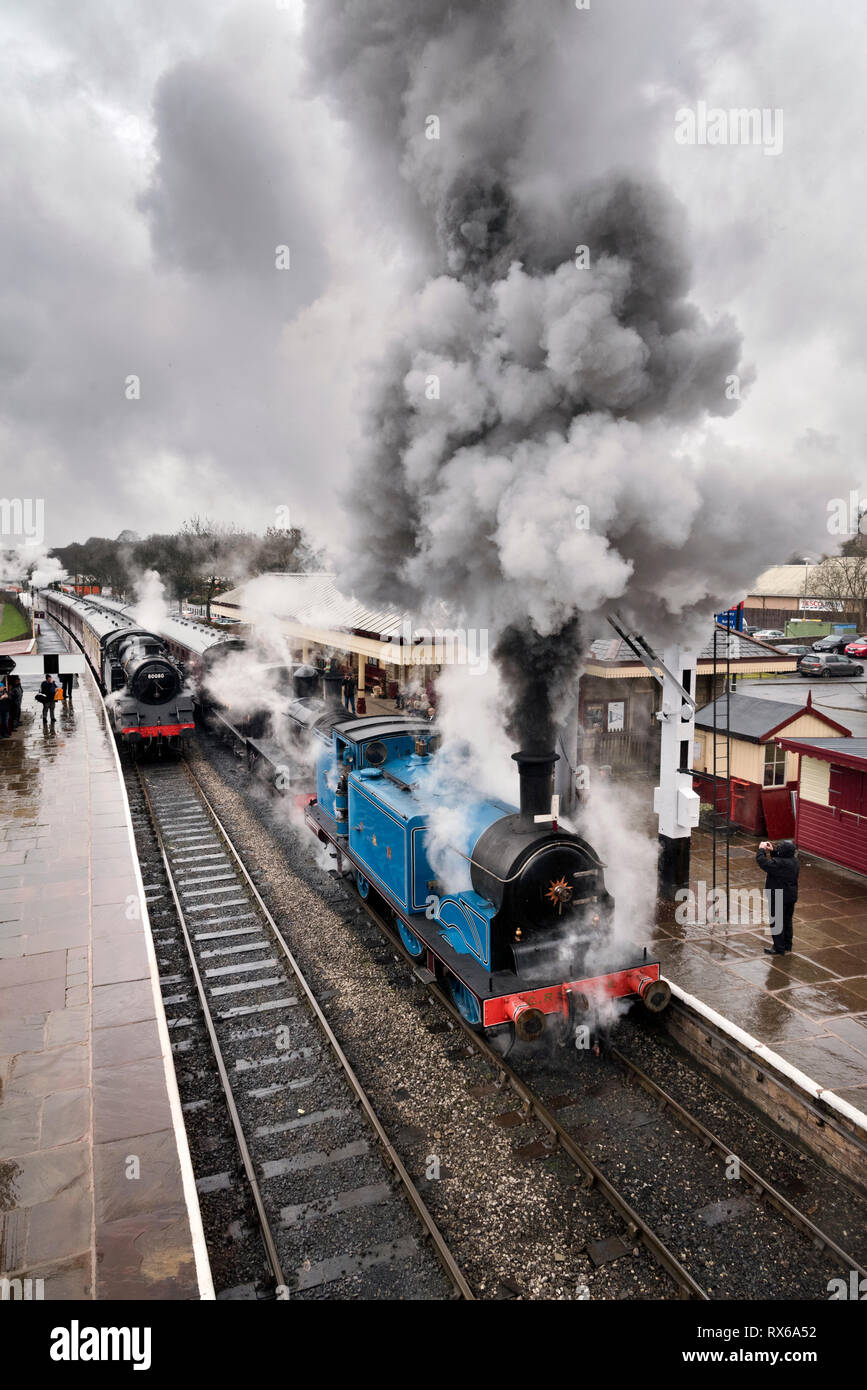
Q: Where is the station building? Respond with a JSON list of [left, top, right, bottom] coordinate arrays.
[[692, 692, 851, 837], [744, 563, 859, 632], [581, 626, 799, 777], [213, 576, 804, 780], [212, 573, 447, 712]]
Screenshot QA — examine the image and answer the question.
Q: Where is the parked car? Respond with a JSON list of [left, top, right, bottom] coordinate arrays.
[[742, 623, 758, 636], [774, 644, 811, 656], [844, 638, 867, 658], [798, 652, 864, 678], [811, 634, 856, 653], [753, 629, 786, 641]]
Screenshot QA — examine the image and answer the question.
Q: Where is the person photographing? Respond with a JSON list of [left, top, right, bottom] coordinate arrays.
[[756, 839, 799, 956]]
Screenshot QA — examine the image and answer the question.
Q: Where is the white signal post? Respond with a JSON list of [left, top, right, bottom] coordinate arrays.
[[606, 617, 701, 897], [652, 645, 701, 897]]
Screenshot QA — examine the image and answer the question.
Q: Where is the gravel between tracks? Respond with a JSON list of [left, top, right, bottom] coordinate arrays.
[[189, 741, 675, 1300], [189, 736, 866, 1300]]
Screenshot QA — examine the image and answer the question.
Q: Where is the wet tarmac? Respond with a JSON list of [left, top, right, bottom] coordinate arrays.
[[0, 625, 205, 1299]]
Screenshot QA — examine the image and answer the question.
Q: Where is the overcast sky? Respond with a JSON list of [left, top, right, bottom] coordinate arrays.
[[1, 0, 865, 554]]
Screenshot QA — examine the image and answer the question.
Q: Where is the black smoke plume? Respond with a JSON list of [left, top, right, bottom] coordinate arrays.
[[305, 0, 851, 756]]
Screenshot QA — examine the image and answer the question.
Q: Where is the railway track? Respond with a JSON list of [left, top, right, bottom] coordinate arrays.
[[148, 737, 867, 1301], [126, 757, 470, 1300], [606, 1041, 867, 1282], [357, 896, 867, 1300]]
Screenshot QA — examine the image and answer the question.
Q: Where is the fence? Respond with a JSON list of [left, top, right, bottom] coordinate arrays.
[[584, 729, 659, 774]]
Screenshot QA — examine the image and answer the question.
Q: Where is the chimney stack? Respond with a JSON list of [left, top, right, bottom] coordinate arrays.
[[512, 750, 559, 825]]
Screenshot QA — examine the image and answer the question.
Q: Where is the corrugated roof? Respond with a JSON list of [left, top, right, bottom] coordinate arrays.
[[214, 573, 416, 640], [694, 694, 849, 742], [698, 628, 796, 660], [775, 735, 867, 770], [749, 564, 818, 597], [587, 624, 796, 666], [780, 736, 867, 757]]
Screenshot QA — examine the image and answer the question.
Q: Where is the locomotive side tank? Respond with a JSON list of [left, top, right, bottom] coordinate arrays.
[[305, 716, 669, 1041]]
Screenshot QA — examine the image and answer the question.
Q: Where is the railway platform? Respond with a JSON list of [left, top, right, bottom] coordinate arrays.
[[0, 625, 212, 1299], [653, 828, 867, 1121]]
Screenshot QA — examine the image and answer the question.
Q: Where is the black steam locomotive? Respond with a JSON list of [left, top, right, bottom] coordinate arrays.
[[43, 590, 194, 749]]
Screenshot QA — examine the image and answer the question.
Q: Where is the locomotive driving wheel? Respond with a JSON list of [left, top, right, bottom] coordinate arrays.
[[397, 922, 425, 959], [447, 974, 482, 1028]]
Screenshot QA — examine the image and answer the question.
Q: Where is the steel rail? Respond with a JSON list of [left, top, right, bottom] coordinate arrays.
[[135, 767, 288, 1292], [356, 887, 864, 1297], [355, 898, 709, 1300], [608, 1042, 867, 1282], [179, 759, 474, 1300]]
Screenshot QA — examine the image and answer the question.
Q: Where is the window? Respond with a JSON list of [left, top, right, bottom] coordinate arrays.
[[763, 741, 786, 787], [584, 704, 604, 732]]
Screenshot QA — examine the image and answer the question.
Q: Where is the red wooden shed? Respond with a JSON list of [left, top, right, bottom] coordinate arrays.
[[692, 692, 851, 836], [775, 735, 867, 875]]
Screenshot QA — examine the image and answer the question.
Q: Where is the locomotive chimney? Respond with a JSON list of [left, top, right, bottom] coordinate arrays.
[[512, 751, 559, 825], [323, 672, 344, 710], [292, 663, 320, 700]]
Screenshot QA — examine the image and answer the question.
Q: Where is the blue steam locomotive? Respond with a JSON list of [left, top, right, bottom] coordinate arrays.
[[296, 683, 668, 1043]]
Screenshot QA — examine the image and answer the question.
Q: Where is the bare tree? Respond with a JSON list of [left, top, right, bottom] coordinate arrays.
[[250, 525, 322, 575], [806, 555, 867, 629], [180, 516, 251, 620]]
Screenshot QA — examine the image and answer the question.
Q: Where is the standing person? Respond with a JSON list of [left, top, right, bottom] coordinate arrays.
[[40, 675, 58, 724], [60, 673, 74, 702], [0, 681, 10, 738], [342, 666, 356, 715], [8, 675, 22, 730], [757, 839, 799, 955]]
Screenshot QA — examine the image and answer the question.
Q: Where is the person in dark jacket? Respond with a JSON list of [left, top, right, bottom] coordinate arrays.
[[8, 675, 22, 729], [40, 676, 58, 724], [0, 681, 10, 738], [342, 667, 356, 715], [757, 839, 799, 954]]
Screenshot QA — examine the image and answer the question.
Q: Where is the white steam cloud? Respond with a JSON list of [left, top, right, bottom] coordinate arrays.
[[134, 568, 171, 632]]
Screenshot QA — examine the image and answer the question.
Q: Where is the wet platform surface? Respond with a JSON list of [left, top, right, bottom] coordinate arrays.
[[653, 829, 867, 1113], [0, 625, 207, 1298]]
